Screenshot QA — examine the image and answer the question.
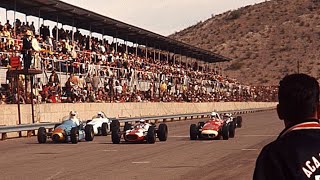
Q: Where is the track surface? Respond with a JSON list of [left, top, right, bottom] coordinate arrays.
[[0, 110, 282, 180]]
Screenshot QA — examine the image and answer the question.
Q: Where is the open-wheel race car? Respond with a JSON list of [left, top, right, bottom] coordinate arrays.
[[190, 112, 242, 140], [37, 111, 94, 144], [110, 119, 168, 144], [86, 111, 114, 136]]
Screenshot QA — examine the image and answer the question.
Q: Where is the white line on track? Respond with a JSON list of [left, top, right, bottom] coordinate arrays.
[[103, 150, 118, 152], [132, 161, 150, 164], [242, 148, 259, 151], [171, 136, 189, 138], [239, 135, 277, 137]]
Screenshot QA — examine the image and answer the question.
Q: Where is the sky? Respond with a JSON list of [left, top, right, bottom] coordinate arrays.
[[59, 0, 266, 36], [0, 0, 266, 37]]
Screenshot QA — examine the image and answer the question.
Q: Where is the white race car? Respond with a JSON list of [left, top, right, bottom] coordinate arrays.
[[86, 112, 113, 136]]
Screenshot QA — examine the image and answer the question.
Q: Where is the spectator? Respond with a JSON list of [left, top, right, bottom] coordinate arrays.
[[253, 74, 320, 180], [49, 70, 60, 85], [91, 74, 100, 91]]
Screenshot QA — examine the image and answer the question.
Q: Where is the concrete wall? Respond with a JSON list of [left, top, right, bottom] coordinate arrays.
[[0, 102, 277, 126]]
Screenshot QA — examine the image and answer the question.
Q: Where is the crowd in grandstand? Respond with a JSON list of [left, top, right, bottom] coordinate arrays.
[[0, 19, 278, 104]]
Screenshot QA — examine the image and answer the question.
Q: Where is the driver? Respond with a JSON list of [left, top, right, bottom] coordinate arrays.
[[69, 111, 80, 126], [211, 112, 218, 119], [139, 119, 150, 131]]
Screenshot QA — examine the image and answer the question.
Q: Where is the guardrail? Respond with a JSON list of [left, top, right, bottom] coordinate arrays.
[[0, 107, 275, 140]]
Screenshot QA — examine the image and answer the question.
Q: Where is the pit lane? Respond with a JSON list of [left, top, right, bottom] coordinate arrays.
[[0, 110, 281, 180]]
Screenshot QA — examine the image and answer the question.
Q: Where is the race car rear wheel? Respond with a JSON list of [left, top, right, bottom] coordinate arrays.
[[190, 124, 198, 140], [85, 125, 94, 141], [157, 123, 168, 141], [222, 124, 229, 140], [229, 122, 236, 138], [236, 116, 243, 128], [101, 123, 109, 136], [111, 121, 121, 144], [70, 127, 79, 144], [37, 127, 47, 144], [124, 122, 131, 132], [146, 126, 156, 144]]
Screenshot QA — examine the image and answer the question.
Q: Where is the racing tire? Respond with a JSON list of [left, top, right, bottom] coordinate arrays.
[[157, 123, 168, 141], [229, 122, 236, 138], [236, 116, 243, 128], [37, 127, 47, 144], [124, 122, 131, 132], [85, 125, 94, 141], [101, 123, 109, 136], [70, 127, 79, 144], [190, 124, 198, 140], [146, 126, 156, 144], [111, 123, 121, 144], [222, 123, 229, 140], [54, 123, 61, 129]]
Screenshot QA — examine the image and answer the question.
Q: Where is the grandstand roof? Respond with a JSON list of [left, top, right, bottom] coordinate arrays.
[[0, 0, 231, 63]]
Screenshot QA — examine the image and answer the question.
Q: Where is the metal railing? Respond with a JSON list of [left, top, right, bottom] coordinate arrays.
[[0, 107, 274, 140]]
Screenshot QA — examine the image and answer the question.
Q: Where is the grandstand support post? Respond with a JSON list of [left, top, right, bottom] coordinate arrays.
[[38, 9, 41, 34], [115, 31, 118, 53], [30, 76, 35, 124], [72, 17, 75, 44], [125, 40, 128, 54], [145, 41, 148, 59], [56, 16, 59, 47], [153, 47, 156, 62], [15, 75, 21, 127], [89, 24, 92, 51], [25, 14, 27, 23], [14, 0, 17, 37], [158, 48, 161, 61], [102, 29, 105, 45], [135, 40, 138, 57]]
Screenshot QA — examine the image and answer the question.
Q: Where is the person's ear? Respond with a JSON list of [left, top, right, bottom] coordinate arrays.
[[277, 104, 284, 120]]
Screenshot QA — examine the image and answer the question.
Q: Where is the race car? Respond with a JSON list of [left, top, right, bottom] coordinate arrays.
[[111, 119, 168, 144], [189, 112, 238, 140], [37, 111, 94, 144], [86, 111, 114, 136], [222, 113, 243, 128]]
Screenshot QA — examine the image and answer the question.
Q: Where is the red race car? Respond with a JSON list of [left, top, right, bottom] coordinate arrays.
[[190, 112, 241, 140], [110, 119, 168, 144]]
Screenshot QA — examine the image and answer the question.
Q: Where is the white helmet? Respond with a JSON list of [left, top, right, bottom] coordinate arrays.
[[211, 112, 217, 117], [70, 111, 77, 117], [139, 119, 145, 123], [97, 111, 103, 117]]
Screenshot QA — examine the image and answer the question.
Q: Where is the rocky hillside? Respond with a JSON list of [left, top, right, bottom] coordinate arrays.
[[170, 0, 320, 85]]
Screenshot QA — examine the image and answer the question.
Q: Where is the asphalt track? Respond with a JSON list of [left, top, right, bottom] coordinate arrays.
[[0, 110, 282, 180]]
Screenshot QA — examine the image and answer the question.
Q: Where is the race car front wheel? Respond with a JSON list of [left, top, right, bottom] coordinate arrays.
[[70, 127, 79, 144], [111, 120, 121, 144], [85, 125, 94, 141], [146, 126, 156, 144], [190, 124, 198, 140], [222, 124, 229, 140], [157, 123, 168, 141], [37, 127, 47, 144]]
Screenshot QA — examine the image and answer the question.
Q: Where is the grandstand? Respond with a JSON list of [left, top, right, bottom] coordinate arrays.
[[0, 0, 278, 105]]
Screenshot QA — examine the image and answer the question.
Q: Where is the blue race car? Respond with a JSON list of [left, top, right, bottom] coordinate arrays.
[[37, 111, 94, 144]]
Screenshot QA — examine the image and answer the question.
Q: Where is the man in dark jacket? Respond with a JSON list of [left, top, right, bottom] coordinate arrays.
[[253, 74, 320, 180], [22, 30, 33, 70]]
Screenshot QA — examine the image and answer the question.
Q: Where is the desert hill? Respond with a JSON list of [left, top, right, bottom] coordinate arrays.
[[170, 0, 320, 85]]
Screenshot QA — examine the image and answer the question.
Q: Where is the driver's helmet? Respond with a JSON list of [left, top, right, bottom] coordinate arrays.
[[211, 112, 217, 118], [97, 111, 103, 118], [69, 111, 77, 119], [139, 119, 145, 124], [226, 113, 232, 117]]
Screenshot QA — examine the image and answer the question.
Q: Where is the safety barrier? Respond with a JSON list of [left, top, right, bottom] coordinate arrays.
[[0, 107, 274, 140]]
